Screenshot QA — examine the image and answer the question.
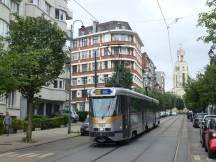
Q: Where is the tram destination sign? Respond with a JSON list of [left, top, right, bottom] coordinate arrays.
[[95, 89, 112, 95]]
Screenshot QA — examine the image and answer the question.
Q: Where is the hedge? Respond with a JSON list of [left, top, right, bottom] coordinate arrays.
[[77, 111, 88, 121], [0, 115, 68, 135]]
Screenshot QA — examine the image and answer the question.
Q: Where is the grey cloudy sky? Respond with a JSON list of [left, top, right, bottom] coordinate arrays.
[[67, 0, 211, 91]]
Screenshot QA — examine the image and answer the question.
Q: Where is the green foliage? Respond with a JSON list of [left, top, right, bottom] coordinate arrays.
[[77, 111, 89, 121], [135, 88, 177, 111], [198, 0, 216, 48], [176, 98, 184, 110], [23, 115, 68, 130], [12, 119, 24, 132], [0, 37, 19, 93], [184, 64, 216, 112], [106, 63, 133, 89]]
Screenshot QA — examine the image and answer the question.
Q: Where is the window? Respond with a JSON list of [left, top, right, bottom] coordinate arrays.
[[82, 64, 88, 72], [93, 36, 99, 44], [59, 80, 63, 88], [112, 47, 120, 54], [28, 0, 39, 5], [71, 53, 78, 60], [55, 9, 66, 21], [7, 92, 16, 107], [73, 40, 77, 48], [11, 1, 19, 13], [104, 61, 108, 69], [54, 80, 58, 88], [82, 90, 87, 98], [104, 74, 109, 83], [81, 38, 87, 47], [81, 51, 89, 59], [0, 93, 6, 104], [72, 78, 77, 86], [0, 19, 9, 36], [112, 34, 128, 41], [72, 91, 77, 99], [103, 34, 110, 42], [104, 47, 109, 56], [92, 49, 99, 57], [45, 2, 51, 16], [72, 65, 77, 73], [1, 0, 10, 7]]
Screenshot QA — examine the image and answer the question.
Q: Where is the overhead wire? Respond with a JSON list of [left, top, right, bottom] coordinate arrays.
[[71, 0, 99, 22], [156, 0, 174, 66]]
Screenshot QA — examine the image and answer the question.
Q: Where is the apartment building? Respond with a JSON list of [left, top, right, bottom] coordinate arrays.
[[70, 21, 144, 111], [155, 71, 165, 94], [0, 0, 72, 118], [142, 52, 157, 91]]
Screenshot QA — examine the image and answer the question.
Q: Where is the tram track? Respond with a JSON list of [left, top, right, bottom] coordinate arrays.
[[172, 116, 184, 162], [131, 116, 181, 162], [89, 116, 178, 162]]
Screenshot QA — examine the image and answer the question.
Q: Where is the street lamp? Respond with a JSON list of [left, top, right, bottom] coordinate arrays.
[[68, 20, 85, 134]]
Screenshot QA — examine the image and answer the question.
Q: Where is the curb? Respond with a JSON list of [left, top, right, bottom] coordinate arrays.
[[0, 133, 81, 154]]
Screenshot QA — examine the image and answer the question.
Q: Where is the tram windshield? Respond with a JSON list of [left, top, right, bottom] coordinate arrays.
[[90, 97, 116, 117]]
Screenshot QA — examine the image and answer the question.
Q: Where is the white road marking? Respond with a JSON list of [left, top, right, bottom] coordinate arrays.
[[0, 152, 16, 157], [17, 153, 36, 158], [26, 153, 41, 158], [7, 153, 19, 157], [38, 153, 55, 158], [193, 155, 201, 161]]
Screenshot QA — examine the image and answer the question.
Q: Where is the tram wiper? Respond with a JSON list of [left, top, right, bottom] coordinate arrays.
[[101, 101, 112, 119]]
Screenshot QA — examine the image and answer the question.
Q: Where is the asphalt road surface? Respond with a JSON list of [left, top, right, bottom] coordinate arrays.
[[0, 115, 214, 162]]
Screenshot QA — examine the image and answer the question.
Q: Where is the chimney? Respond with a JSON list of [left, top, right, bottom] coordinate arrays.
[[93, 21, 99, 33]]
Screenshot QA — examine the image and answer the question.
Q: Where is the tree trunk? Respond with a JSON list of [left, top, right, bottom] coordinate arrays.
[[26, 97, 33, 142]]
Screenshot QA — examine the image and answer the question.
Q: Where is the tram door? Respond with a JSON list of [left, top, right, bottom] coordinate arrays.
[[121, 96, 130, 138]]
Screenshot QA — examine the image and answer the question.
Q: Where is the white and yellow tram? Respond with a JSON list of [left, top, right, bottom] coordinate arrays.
[[89, 87, 160, 143]]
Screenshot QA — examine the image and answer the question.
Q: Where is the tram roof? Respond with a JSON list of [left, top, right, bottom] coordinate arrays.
[[89, 87, 159, 104]]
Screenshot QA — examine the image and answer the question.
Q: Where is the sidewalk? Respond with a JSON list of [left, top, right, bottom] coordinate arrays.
[[0, 122, 82, 153]]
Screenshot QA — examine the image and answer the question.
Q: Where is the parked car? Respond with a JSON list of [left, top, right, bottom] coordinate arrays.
[[71, 109, 79, 123], [80, 117, 89, 136], [172, 112, 177, 116], [193, 113, 207, 128], [200, 115, 216, 147], [204, 119, 216, 158]]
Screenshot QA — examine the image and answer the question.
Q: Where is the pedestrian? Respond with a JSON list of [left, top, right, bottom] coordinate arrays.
[[3, 112, 12, 136]]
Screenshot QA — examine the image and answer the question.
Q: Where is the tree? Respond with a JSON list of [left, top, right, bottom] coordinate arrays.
[[0, 37, 19, 93], [198, 0, 216, 48], [6, 16, 66, 142], [106, 63, 133, 89], [176, 98, 184, 110]]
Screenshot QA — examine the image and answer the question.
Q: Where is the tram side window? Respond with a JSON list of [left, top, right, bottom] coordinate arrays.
[[130, 97, 142, 113], [120, 95, 128, 114], [116, 96, 122, 115]]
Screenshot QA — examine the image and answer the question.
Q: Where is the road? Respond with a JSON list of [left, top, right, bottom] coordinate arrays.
[[0, 115, 214, 162]]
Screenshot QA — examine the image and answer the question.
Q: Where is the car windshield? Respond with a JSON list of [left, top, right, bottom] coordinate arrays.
[[90, 97, 116, 117], [197, 114, 206, 118], [205, 116, 216, 121]]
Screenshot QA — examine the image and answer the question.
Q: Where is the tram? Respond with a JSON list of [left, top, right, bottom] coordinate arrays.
[[89, 87, 160, 143]]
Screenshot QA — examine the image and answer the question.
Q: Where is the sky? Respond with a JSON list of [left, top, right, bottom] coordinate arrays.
[[67, 0, 211, 91]]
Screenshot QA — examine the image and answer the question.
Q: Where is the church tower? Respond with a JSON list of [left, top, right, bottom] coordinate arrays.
[[173, 47, 189, 97]]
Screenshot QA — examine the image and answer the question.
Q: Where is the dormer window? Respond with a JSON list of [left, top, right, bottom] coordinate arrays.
[[29, 0, 39, 5]]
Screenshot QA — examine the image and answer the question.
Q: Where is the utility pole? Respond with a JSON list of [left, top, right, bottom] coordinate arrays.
[[94, 50, 97, 88]]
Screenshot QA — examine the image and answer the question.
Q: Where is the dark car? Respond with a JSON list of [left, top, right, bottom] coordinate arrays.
[[204, 119, 216, 158], [80, 117, 89, 136], [193, 113, 207, 128]]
